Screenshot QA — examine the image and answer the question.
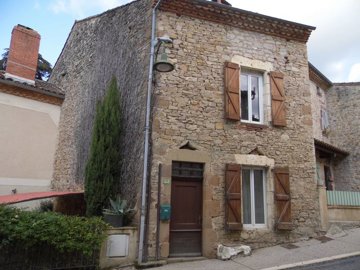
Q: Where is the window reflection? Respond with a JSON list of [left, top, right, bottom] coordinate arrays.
[[241, 74, 248, 121], [251, 76, 260, 122]]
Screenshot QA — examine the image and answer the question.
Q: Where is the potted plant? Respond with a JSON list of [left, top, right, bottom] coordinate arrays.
[[102, 196, 134, 227]]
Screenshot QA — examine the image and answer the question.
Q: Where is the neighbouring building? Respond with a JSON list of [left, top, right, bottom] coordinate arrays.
[[0, 25, 64, 204], [50, 0, 358, 262], [309, 64, 360, 192], [308, 64, 360, 228], [327, 82, 360, 192]]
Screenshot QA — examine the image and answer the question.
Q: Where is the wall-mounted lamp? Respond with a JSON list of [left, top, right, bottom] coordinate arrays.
[[153, 36, 175, 73]]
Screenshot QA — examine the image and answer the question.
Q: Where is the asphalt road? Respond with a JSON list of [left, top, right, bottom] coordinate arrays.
[[290, 256, 360, 270]]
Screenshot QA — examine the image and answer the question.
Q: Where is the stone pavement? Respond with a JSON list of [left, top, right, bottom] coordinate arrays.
[[147, 226, 360, 270]]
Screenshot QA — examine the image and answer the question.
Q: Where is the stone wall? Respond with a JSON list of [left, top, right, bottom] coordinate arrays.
[[146, 11, 320, 258], [50, 0, 152, 205], [327, 83, 360, 191]]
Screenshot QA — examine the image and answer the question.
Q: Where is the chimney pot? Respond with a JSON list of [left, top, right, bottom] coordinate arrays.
[[5, 24, 41, 85]]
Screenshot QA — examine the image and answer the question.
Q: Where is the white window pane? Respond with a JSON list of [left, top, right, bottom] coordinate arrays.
[[254, 170, 265, 224], [242, 169, 251, 224], [241, 74, 249, 120], [251, 76, 260, 122]]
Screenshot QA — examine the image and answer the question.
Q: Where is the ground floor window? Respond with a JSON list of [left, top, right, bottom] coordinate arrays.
[[242, 168, 266, 228]]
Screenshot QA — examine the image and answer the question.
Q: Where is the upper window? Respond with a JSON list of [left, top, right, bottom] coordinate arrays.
[[316, 86, 322, 96], [242, 168, 266, 228], [321, 109, 330, 133], [240, 72, 263, 124], [224, 62, 286, 126]]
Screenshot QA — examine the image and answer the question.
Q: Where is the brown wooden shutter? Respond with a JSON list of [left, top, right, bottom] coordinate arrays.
[[274, 167, 293, 230], [224, 62, 240, 120], [225, 164, 242, 230], [270, 71, 286, 126]]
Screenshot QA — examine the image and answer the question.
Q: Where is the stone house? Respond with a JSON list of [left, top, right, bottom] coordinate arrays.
[[309, 63, 360, 228], [309, 63, 360, 192], [0, 25, 64, 205], [50, 0, 330, 261]]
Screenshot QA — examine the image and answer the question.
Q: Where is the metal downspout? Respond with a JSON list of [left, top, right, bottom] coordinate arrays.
[[138, 0, 164, 265]]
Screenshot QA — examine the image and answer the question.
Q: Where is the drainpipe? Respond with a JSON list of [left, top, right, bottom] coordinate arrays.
[[138, 0, 164, 265]]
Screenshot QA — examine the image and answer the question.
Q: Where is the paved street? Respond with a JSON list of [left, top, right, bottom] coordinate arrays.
[[289, 256, 360, 270], [147, 227, 360, 270]]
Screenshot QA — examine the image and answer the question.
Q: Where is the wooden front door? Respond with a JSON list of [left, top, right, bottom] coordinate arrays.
[[169, 162, 203, 257]]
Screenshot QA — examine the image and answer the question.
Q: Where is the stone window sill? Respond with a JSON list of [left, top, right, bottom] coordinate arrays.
[[240, 122, 268, 131]]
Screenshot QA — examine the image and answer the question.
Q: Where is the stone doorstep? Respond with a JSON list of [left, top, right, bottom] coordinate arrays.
[[136, 260, 167, 269], [110, 257, 205, 269], [166, 256, 207, 264]]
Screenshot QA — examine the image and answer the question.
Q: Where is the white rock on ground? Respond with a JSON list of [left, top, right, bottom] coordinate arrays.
[[217, 244, 251, 260]]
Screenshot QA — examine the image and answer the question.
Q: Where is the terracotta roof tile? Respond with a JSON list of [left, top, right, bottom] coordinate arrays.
[[0, 70, 65, 98], [0, 191, 83, 205]]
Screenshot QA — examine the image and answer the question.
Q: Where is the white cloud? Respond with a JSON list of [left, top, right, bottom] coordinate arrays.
[[33, 1, 41, 10], [50, 0, 67, 14], [348, 64, 360, 82], [49, 0, 134, 19]]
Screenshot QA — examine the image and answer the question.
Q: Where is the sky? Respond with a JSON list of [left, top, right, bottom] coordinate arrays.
[[1, 0, 359, 82]]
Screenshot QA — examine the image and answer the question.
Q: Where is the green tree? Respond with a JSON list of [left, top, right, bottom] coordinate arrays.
[[84, 77, 122, 216], [0, 48, 52, 81]]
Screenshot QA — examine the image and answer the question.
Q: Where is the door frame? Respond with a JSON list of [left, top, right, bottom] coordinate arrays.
[[169, 161, 204, 257], [157, 148, 211, 258]]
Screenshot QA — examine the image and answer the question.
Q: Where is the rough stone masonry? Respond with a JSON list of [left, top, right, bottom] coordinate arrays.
[[50, 0, 152, 207], [146, 10, 321, 258], [50, 0, 322, 260]]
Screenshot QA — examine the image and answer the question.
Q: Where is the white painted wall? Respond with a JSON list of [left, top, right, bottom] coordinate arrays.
[[0, 92, 61, 196]]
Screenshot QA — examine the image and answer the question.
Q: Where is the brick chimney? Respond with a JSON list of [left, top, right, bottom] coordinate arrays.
[[5, 24, 40, 85]]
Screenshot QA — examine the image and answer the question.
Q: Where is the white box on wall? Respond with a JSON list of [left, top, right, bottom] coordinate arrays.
[[106, 234, 129, 257]]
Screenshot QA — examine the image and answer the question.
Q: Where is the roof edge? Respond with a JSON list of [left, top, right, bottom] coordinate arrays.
[[202, 0, 316, 30], [156, 0, 315, 43], [50, 21, 77, 80], [0, 77, 64, 100], [314, 139, 349, 157], [309, 62, 333, 90], [76, 0, 142, 24], [333, 82, 360, 86]]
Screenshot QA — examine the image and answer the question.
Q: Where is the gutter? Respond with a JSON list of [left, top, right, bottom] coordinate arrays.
[[138, 0, 164, 264]]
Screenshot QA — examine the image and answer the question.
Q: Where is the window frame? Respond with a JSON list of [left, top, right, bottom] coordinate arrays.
[[240, 71, 264, 124], [242, 167, 267, 229]]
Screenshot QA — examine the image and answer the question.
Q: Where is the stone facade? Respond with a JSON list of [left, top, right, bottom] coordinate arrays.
[[309, 78, 333, 188], [50, 0, 152, 205], [327, 83, 360, 191], [146, 10, 320, 259], [50, 0, 326, 261]]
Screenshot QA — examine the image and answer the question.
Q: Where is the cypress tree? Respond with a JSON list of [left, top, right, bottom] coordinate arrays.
[[84, 77, 122, 216]]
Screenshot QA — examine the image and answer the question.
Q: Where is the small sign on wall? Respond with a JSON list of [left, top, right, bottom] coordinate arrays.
[[162, 178, 171, 185]]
